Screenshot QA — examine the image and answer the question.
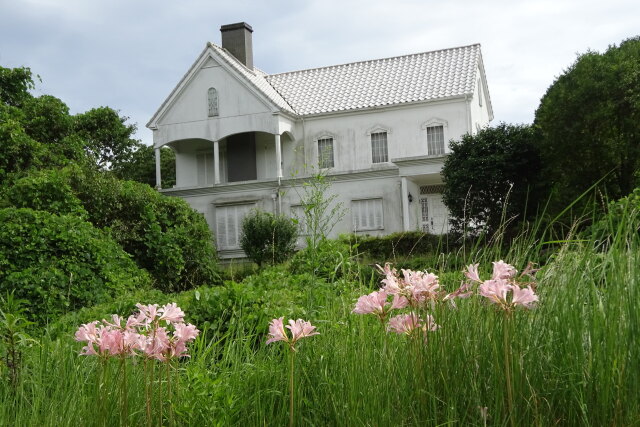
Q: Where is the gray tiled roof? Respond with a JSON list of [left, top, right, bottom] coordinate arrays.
[[265, 44, 481, 116]]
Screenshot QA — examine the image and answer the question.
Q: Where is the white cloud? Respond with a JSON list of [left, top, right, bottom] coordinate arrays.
[[1, 0, 638, 145]]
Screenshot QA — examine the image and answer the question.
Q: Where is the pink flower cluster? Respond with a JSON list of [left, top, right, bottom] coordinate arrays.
[[453, 260, 539, 310], [352, 264, 443, 336], [75, 303, 199, 361], [266, 317, 319, 350]]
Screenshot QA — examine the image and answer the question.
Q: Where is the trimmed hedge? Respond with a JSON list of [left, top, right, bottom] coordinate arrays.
[[343, 231, 458, 261]]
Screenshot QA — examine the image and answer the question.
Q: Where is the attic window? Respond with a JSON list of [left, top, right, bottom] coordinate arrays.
[[208, 87, 219, 117]]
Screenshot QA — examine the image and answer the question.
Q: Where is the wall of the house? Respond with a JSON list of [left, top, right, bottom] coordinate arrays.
[[293, 98, 475, 174]]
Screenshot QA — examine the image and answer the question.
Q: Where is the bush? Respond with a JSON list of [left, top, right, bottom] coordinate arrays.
[[289, 239, 357, 281], [0, 208, 150, 325], [240, 210, 297, 266], [48, 167, 218, 292], [5, 169, 87, 218]]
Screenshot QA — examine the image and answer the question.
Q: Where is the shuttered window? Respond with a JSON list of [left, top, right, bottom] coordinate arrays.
[[215, 204, 254, 250], [351, 198, 384, 231], [196, 152, 214, 186]]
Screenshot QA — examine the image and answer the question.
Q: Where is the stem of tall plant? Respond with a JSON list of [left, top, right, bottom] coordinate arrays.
[[167, 359, 174, 427], [98, 357, 107, 427], [289, 348, 295, 427], [144, 358, 151, 427], [120, 356, 129, 427], [503, 312, 515, 427]]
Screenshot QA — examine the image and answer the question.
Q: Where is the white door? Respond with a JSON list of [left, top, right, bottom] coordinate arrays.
[[420, 194, 449, 234]]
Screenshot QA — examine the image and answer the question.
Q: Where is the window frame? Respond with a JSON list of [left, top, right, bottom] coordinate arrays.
[[316, 135, 335, 169], [421, 118, 448, 156], [351, 198, 384, 232], [367, 126, 390, 164], [215, 203, 256, 250]]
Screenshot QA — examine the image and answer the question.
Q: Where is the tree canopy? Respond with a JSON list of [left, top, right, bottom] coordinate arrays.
[[442, 123, 543, 235], [535, 37, 640, 210]]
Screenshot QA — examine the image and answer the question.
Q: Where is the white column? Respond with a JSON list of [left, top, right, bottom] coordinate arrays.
[[401, 177, 410, 231], [213, 140, 220, 184], [154, 147, 162, 189], [275, 134, 283, 179]]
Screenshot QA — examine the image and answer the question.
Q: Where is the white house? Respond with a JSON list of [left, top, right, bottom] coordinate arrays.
[[147, 22, 493, 258]]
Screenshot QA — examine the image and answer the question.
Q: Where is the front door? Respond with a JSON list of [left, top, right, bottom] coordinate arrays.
[[420, 194, 449, 234]]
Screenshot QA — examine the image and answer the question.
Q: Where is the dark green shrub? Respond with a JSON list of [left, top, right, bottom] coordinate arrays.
[[240, 210, 297, 266], [343, 231, 456, 262], [68, 168, 219, 292], [5, 169, 87, 218], [0, 208, 149, 325]]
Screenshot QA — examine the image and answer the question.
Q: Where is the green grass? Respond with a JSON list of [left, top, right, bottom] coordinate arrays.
[[1, 213, 639, 426]]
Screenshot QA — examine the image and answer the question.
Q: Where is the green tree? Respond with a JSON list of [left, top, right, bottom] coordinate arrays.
[[112, 143, 176, 188], [240, 210, 298, 266], [73, 106, 139, 169], [0, 66, 35, 107], [535, 37, 640, 211], [442, 123, 543, 235]]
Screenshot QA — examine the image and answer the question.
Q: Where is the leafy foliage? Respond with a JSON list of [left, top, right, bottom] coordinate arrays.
[[442, 123, 543, 235], [0, 208, 149, 325], [66, 168, 219, 292], [240, 210, 297, 266], [535, 37, 640, 212], [289, 239, 357, 282], [0, 66, 35, 108], [6, 168, 88, 218]]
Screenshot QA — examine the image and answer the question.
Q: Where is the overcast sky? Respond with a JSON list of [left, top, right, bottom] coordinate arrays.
[[1, 0, 638, 146]]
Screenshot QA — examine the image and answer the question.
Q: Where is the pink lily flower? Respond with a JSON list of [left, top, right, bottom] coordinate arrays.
[[266, 317, 319, 350], [511, 285, 539, 309], [159, 303, 185, 324], [464, 263, 482, 283], [492, 260, 517, 280], [388, 313, 422, 335]]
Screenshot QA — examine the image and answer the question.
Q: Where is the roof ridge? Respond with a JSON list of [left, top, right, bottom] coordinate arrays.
[[266, 43, 481, 78]]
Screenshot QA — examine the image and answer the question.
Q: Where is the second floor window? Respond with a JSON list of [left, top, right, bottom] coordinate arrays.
[[318, 137, 334, 168], [371, 132, 388, 163], [426, 125, 445, 155]]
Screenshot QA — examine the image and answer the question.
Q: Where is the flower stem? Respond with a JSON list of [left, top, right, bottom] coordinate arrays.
[[503, 313, 514, 427], [289, 349, 295, 427], [120, 356, 129, 427], [144, 358, 151, 427]]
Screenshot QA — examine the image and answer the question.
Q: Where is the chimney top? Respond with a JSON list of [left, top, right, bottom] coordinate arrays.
[[220, 22, 253, 33], [220, 22, 254, 69]]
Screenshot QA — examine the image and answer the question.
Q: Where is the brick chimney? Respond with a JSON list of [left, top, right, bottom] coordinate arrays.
[[220, 22, 253, 69]]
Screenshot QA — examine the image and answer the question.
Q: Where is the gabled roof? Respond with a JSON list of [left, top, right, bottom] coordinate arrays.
[[148, 42, 485, 128], [266, 44, 482, 116]]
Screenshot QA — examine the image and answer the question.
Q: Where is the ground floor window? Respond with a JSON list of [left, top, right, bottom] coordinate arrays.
[[352, 198, 384, 231], [215, 203, 255, 250]]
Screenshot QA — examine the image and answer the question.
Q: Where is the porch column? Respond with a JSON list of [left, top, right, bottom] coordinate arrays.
[[154, 147, 162, 189], [213, 140, 220, 184], [401, 177, 410, 231], [275, 134, 283, 179]]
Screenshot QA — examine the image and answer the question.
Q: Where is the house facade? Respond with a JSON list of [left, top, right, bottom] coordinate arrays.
[[147, 22, 493, 258]]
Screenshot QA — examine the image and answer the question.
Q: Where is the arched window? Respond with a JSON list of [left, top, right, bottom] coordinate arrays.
[[208, 87, 219, 117]]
